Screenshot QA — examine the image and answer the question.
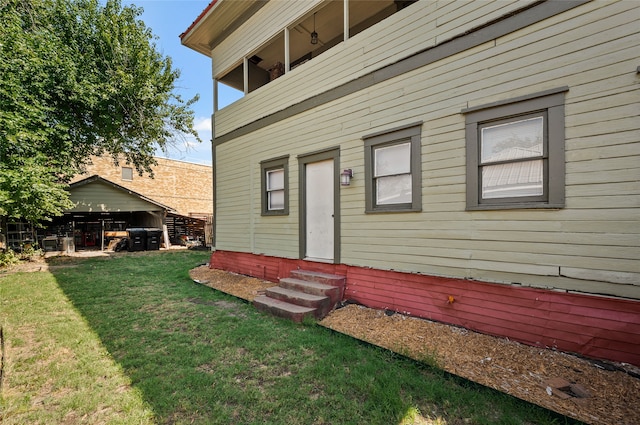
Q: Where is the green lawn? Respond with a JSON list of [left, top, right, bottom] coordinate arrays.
[[0, 251, 578, 424]]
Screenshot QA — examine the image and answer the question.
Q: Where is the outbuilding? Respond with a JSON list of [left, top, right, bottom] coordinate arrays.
[[44, 175, 175, 251]]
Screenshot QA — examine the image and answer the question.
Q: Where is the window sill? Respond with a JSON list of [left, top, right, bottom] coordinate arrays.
[[365, 206, 422, 214], [466, 203, 564, 211]]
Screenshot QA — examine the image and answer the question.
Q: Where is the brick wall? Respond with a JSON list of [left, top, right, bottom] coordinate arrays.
[[71, 156, 212, 217]]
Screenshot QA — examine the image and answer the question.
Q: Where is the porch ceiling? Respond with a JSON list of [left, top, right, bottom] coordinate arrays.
[[181, 0, 397, 64]]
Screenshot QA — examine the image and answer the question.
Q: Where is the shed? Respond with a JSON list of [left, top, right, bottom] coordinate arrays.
[[43, 175, 176, 251]]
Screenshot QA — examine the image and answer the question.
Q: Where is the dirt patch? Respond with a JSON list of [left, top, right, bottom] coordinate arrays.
[[0, 255, 51, 275], [0, 251, 107, 276], [0, 247, 194, 276], [189, 266, 273, 301], [189, 265, 640, 425]]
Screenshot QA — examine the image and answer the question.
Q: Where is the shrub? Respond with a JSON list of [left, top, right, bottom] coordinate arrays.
[[19, 244, 44, 261], [0, 249, 20, 268]]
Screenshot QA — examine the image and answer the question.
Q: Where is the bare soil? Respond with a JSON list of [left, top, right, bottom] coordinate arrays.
[[0, 247, 191, 275], [189, 265, 640, 425]]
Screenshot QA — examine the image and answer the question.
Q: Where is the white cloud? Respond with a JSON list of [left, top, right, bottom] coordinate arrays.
[[194, 116, 211, 132]]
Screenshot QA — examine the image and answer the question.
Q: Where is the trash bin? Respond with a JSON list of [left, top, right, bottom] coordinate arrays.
[[61, 236, 75, 253], [126, 228, 146, 251], [145, 228, 162, 251]]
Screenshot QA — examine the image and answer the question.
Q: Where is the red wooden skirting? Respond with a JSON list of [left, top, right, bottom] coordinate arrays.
[[209, 250, 640, 366]]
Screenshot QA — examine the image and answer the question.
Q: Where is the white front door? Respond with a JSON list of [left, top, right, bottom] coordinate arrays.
[[305, 159, 334, 261]]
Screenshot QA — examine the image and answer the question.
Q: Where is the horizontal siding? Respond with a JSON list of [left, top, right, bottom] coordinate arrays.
[[214, 0, 532, 136], [216, 123, 305, 258], [69, 183, 162, 213], [213, 1, 640, 299]]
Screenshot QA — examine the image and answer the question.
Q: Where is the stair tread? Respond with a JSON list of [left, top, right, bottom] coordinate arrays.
[[268, 286, 327, 301], [279, 278, 337, 290], [254, 295, 315, 313], [291, 270, 346, 280]]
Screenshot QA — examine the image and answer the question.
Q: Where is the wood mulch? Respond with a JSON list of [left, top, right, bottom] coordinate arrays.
[[189, 265, 639, 425]]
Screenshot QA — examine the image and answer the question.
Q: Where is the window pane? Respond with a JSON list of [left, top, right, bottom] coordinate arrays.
[[122, 167, 133, 181], [376, 174, 412, 205], [482, 159, 543, 199], [267, 169, 284, 190], [374, 142, 410, 177], [268, 189, 285, 210], [481, 117, 543, 164]]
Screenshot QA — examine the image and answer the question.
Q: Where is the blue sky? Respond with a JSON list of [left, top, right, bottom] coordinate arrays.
[[125, 0, 242, 165]]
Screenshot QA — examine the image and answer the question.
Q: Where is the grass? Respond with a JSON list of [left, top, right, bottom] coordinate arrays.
[[0, 250, 579, 424]]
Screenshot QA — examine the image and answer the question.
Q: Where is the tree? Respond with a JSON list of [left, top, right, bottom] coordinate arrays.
[[0, 0, 200, 223]]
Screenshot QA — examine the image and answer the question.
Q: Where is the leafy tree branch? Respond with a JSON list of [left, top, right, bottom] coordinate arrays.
[[0, 0, 201, 223]]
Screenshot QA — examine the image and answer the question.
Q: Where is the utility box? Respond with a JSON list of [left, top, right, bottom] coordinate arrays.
[[145, 228, 162, 251], [126, 228, 146, 251], [42, 237, 58, 252]]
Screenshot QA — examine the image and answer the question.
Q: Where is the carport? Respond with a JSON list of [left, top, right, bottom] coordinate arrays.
[[42, 175, 176, 251]]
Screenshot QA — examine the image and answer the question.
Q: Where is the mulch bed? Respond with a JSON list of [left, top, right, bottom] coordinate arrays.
[[190, 265, 639, 425]]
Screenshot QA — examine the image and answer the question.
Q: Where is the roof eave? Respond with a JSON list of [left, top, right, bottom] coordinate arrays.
[[180, 0, 266, 58], [180, 0, 219, 57], [180, 0, 218, 42]]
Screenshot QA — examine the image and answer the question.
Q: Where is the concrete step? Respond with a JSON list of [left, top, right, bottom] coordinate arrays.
[[266, 286, 329, 308], [279, 278, 341, 302], [253, 295, 316, 323], [253, 270, 347, 322], [289, 270, 346, 287]]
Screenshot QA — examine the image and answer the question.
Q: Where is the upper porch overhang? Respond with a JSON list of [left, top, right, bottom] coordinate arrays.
[[180, 0, 266, 57], [181, 0, 417, 99]]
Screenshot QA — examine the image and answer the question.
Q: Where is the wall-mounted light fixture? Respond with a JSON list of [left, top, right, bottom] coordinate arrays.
[[341, 169, 353, 186], [310, 13, 318, 45]]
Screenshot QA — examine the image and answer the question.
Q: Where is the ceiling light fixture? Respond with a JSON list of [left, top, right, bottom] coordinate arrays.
[[310, 13, 318, 45]]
